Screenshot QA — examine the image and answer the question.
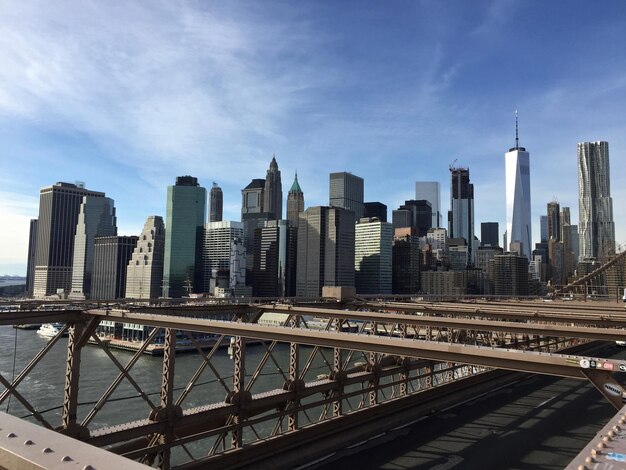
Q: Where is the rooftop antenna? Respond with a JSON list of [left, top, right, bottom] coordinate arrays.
[[515, 110, 519, 149]]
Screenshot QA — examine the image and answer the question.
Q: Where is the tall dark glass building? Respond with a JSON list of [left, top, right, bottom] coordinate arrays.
[[363, 202, 387, 223], [296, 206, 355, 296], [91, 236, 138, 299], [392, 234, 421, 294], [329, 172, 364, 220], [33, 182, 107, 298], [253, 220, 297, 297], [392, 200, 432, 237], [209, 182, 223, 222], [480, 222, 499, 247], [162, 176, 207, 297], [547, 201, 560, 242], [448, 167, 474, 261]]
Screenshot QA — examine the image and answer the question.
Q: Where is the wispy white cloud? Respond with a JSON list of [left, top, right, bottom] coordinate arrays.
[[0, 1, 332, 178], [1, 1, 625, 274]]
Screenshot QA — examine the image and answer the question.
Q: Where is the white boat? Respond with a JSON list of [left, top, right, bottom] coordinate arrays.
[[37, 323, 67, 338]]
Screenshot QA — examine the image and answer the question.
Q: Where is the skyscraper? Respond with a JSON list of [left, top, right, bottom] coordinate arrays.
[[253, 220, 297, 297], [33, 182, 106, 298], [363, 202, 387, 223], [162, 176, 207, 297], [448, 167, 474, 261], [402, 200, 432, 236], [547, 201, 560, 241], [69, 196, 117, 299], [539, 215, 548, 242], [241, 177, 273, 283], [263, 155, 283, 219], [242, 178, 266, 215], [91, 235, 138, 300], [329, 172, 364, 220], [481, 222, 499, 247], [487, 252, 529, 296], [203, 221, 244, 292], [355, 218, 393, 294], [296, 206, 355, 296], [25, 219, 38, 297], [505, 113, 532, 259], [286, 172, 304, 228], [209, 182, 223, 222], [578, 141, 615, 261], [125, 216, 165, 299], [415, 181, 441, 228], [392, 233, 421, 294]]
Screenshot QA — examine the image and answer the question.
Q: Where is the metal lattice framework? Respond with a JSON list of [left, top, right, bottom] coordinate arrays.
[[2, 298, 626, 469]]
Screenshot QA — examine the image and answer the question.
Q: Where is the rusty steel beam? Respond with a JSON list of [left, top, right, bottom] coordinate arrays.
[[0, 412, 151, 470], [128, 304, 253, 318], [89, 355, 443, 450], [61, 318, 99, 439], [356, 301, 626, 325], [558, 250, 626, 293], [369, 299, 626, 315], [0, 310, 83, 326], [565, 404, 626, 469], [257, 304, 626, 341], [86, 309, 623, 382]]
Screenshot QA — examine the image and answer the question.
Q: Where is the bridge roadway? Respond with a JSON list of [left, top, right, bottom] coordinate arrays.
[[313, 341, 626, 470], [2, 298, 626, 469]]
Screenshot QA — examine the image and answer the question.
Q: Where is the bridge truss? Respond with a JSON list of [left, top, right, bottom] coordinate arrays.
[[2, 298, 626, 469]]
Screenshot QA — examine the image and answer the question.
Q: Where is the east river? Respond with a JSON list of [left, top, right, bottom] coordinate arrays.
[[0, 325, 301, 430]]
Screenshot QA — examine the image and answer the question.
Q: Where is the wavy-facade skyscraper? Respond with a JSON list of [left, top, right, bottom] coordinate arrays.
[[505, 113, 532, 260], [577, 141, 615, 261]]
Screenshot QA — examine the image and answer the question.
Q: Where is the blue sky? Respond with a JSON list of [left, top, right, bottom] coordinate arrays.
[[1, 1, 625, 275]]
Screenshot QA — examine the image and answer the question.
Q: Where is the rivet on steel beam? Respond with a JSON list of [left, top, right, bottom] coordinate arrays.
[[585, 456, 595, 464], [61, 456, 73, 462], [603, 435, 611, 443], [42, 448, 53, 453], [577, 465, 586, 470], [608, 430, 615, 437], [591, 449, 598, 457], [24, 440, 34, 445], [83, 465, 95, 470], [7, 433, 16, 438], [614, 425, 621, 432]]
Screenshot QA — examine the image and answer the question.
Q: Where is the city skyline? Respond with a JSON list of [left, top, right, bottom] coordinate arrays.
[[1, 2, 626, 274]]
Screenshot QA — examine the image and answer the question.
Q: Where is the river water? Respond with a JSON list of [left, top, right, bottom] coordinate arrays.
[[0, 325, 311, 432]]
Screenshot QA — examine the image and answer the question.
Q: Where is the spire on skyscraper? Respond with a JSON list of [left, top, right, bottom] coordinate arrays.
[[509, 110, 526, 152], [515, 110, 519, 149], [289, 171, 302, 194], [287, 171, 304, 228], [263, 155, 282, 219]]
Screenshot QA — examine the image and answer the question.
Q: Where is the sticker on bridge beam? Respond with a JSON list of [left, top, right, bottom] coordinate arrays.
[[607, 452, 626, 463], [619, 363, 626, 373], [580, 359, 590, 368], [604, 383, 622, 397], [590, 360, 598, 369], [603, 362, 615, 371]]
